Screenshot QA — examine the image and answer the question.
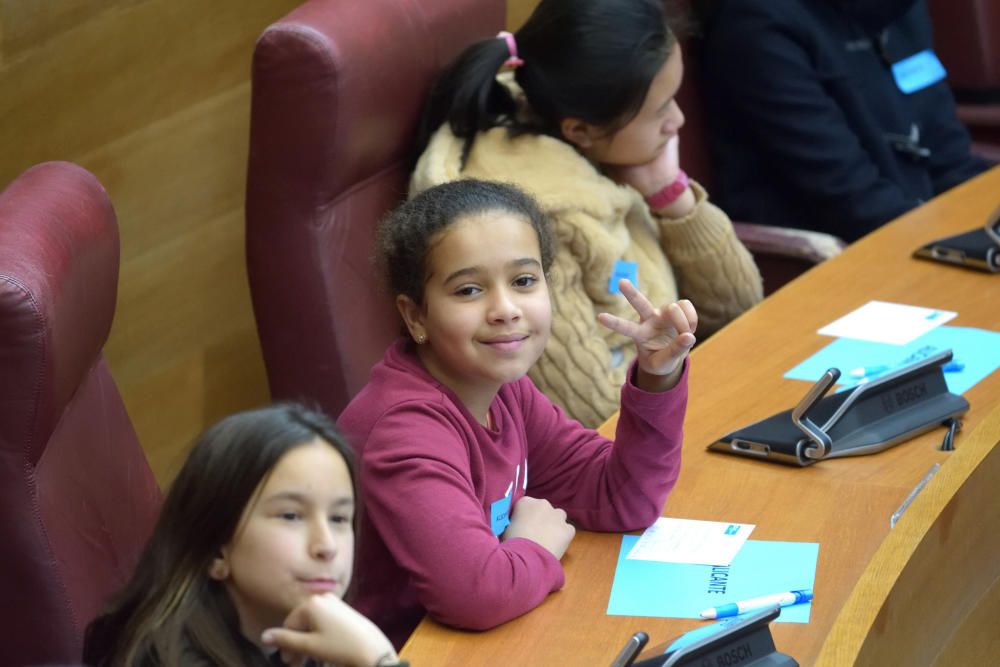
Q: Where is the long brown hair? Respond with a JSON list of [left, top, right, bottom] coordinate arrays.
[[83, 403, 356, 667]]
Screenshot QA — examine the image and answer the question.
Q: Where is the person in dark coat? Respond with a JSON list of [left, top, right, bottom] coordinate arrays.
[[699, 0, 993, 242]]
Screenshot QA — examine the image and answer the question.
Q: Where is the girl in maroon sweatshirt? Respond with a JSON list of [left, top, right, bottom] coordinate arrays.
[[340, 179, 696, 647]]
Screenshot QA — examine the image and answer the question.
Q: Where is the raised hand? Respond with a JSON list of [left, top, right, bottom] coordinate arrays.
[[597, 278, 697, 392], [607, 135, 681, 197], [605, 136, 695, 217], [261, 594, 397, 667]]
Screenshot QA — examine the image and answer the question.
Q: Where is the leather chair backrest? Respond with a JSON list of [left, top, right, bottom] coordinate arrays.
[[0, 161, 161, 665], [246, 0, 505, 418], [673, 0, 718, 192], [928, 0, 1000, 95]]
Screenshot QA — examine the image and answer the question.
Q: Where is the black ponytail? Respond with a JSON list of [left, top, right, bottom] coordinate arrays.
[[414, 37, 519, 165]]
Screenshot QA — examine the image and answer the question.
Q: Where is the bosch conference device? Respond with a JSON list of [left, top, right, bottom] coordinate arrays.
[[707, 349, 969, 466], [614, 606, 797, 667]]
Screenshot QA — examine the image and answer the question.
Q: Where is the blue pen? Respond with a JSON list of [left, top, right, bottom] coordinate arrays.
[[699, 589, 813, 620], [850, 360, 963, 380], [849, 365, 889, 379]]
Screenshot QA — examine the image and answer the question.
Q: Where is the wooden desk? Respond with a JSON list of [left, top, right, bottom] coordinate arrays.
[[401, 166, 1000, 665]]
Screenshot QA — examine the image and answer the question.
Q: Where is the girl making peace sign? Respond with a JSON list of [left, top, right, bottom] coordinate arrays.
[[340, 179, 694, 647]]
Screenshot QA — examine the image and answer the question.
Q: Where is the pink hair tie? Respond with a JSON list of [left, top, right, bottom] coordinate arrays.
[[497, 30, 524, 69]]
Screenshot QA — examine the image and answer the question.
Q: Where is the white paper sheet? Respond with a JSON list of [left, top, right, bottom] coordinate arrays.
[[625, 517, 755, 566], [818, 300, 956, 345]]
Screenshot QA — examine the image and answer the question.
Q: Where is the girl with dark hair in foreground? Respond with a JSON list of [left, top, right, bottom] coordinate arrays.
[[83, 403, 403, 667]]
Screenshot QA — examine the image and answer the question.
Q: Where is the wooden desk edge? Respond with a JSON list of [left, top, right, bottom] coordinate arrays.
[[816, 402, 1000, 665]]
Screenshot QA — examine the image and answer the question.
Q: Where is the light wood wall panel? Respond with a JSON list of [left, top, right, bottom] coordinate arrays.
[[508, 0, 539, 30], [0, 0, 299, 485], [1, 0, 538, 486]]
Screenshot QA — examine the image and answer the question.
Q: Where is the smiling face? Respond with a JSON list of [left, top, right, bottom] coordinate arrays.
[[566, 45, 685, 167], [211, 439, 355, 640], [397, 211, 552, 418]]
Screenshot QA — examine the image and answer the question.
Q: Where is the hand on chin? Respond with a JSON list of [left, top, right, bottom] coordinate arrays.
[[604, 136, 681, 197]]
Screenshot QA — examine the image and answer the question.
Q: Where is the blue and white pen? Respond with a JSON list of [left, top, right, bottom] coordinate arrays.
[[849, 360, 964, 382], [849, 365, 889, 379], [699, 589, 813, 620]]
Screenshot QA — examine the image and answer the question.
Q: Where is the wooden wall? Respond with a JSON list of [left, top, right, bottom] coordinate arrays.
[[508, 0, 539, 29], [0, 0, 299, 484], [0, 0, 538, 486]]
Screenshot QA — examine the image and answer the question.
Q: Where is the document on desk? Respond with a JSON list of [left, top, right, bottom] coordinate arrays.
[[786, 326, 1000, 395], [608, 538, 819, 623], [818, 300, 956, 345], [625, 517, 755, 566]]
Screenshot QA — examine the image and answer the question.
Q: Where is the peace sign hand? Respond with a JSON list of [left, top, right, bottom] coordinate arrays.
[[597, 279, 697, 392]]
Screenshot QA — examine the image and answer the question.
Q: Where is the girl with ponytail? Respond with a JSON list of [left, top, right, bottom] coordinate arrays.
[[411, 0, 763, 428]]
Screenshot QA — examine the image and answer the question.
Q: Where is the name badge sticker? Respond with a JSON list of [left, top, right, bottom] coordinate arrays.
[[608, 260, 639, 295], [892, 49, 946, 94], [489, 493, 512, 536]]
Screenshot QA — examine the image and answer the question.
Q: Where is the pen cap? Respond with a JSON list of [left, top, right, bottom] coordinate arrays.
[[793, 589, 814, 603]]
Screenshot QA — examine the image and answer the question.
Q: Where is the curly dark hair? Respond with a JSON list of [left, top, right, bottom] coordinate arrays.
[[376, 179, 555, 305]]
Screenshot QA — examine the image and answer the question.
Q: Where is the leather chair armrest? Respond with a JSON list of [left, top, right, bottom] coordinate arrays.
[[971, 141, 1000, 164], [734, 222, 846, 264], [957, 104, 1000, 127], [733, 222, 846, 294]]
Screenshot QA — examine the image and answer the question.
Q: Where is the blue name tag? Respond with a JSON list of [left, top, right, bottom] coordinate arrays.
[[608, 260, 638, 294], [490, 493, 512, 536], [891, 49, 946, 95]]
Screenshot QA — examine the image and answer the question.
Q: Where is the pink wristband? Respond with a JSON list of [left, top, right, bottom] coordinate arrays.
[[646, 169, 690, 210]]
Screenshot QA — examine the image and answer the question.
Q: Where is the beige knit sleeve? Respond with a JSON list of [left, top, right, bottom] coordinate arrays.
[[529, 244, 631, 429], [654, 181, 764, 337]]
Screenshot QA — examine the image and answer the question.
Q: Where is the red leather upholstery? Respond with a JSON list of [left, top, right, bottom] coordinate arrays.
[[928, 0, 1000, 155], [0, 162, 161, 666], [928, 0, 1000, 95], [674, 15, 716, 193], [246, 0, 506, 418]]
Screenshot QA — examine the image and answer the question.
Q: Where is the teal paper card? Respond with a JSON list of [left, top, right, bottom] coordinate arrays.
[[607, 537, 818, 623], [784, 326, 1000, 395]]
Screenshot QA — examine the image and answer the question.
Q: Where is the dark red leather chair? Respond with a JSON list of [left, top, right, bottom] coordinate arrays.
[[0, 162, 161, 666], [245, 0, 840, 420], [246, 0, 505, 418], [928, 0, 1000, 160]]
